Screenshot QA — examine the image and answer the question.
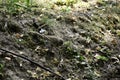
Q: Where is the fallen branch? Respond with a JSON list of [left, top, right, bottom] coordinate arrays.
[[0, 48, 65, 80]]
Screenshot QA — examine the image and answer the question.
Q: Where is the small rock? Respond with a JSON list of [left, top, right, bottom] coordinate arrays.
[[39, 29, 46, 34]]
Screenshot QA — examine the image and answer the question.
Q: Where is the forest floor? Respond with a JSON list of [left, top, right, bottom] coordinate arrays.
[[0, 0, 120, 80]]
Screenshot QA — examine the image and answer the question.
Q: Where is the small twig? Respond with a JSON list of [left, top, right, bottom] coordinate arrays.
[[0, 48, 66, 80], [96, 50, 106, 54]]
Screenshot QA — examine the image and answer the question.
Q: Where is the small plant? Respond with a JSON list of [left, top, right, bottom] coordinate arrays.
[[61, 6, 71, 13], [62, 41, 78, 58], [40, 15, 57, 26]]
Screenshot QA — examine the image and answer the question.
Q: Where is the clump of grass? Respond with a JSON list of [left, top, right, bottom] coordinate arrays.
[[54, 0, 78, 6], [0, 0, 33, 14]]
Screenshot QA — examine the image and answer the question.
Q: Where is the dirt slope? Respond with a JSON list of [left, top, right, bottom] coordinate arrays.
[[0, 0, 120, 80]]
